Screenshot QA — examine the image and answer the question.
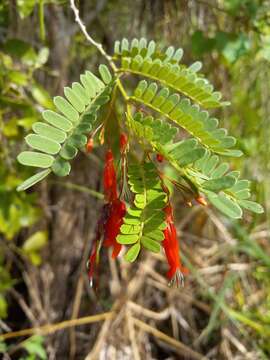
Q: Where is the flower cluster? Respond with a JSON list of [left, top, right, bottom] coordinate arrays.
[[87, 133, 189, 289], [103, 149, 126, 258], [87, 147, 126, 288]]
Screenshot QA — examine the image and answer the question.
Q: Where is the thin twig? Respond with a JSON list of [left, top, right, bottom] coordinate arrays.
[[133, 317, 207, 360], [51, 181, 104, 199], [85, 256, 157, 359], [9, 289, 38, 326], [0, 312, 113, 340], [128, 301, 170, 321], [69, 0, 116, 70], [69, 275, 85, 360], [0, 319, 11, 333], [69, 0, 129, 101], [126, 309, 141, 360]]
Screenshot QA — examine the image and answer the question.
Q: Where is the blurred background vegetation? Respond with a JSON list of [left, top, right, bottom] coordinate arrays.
[[0, 0, 270, 359]]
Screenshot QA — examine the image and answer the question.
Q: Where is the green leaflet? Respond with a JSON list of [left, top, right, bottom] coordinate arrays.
[[114, 38, 183, 65], [25, 134, 61, 155], [114, 38, 228, 108], [64, 87, 85, 112], [53, 96, 79, 123], [211, 163, 230, 178], [17, 66, 114, 190], [68, 134, 87, 148], [238, 200, 264, 214], [120, 224, 141, 234], [59, 144, 78, 160], [32, 122, 66, 143], [131, 81, 239, 157], [230, 180, 250, 192], [131, 112, 178, 145], [141, 236, 161, 253], [77, 123, 92, 133], [186, 151, 262, 217], [17, 152, 54, 168], [117, 161, 167, 258], [99, 64, 112, 84], [129, 112, 206, 168], [207, 193, 243, 219], [175, 148, 206, 167], [202, 175, 236, 192], [117, 234, 139, 244], [51, 158, 71, 177], [17, 169, 52, 191], [42, 111, 73, 132], [124, 243, 141, 262], [15, 39, 262, 221]]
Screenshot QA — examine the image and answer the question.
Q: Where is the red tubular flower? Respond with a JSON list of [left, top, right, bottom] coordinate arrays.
[[102, 149, 126, 257], [87, 148, 127, 288], [103, 149, 126, 257], [103, 149, 118, 202], [162, 205, 188, 287], [103, 199, 126, 258], [86, 137, 94, 153]]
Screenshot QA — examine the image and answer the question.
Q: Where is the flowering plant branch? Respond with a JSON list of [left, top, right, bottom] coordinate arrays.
[[16, 0, 263, 288]]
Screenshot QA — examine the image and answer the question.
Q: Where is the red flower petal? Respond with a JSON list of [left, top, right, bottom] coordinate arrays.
[[156, 153, 164, 163], [162, 204, 187, 285], [103, 199, 126, 258], [103, 149, 118, 201], [86, 137, 94, 153]]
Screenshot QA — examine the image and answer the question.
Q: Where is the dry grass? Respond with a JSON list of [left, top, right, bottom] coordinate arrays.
[[1, 196, 268, 359]]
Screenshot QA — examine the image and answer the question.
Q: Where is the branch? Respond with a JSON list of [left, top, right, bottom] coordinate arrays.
[[69, 0, 117, 71], [133, 317, 206, 360], [51, 181, 104, 200], [0, 312, 113, 340]]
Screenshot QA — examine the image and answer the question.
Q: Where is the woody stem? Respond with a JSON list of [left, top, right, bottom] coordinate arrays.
[[69, 0, 129, 103]]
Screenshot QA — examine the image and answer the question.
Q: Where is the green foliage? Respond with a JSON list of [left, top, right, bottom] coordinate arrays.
[[16, 37, 263, 221], [22, 231, 48, 265], [0, 1, 268, 357], [190, 151, 263, 217], [0, 172, 41, 238], [131, 80, 239, 156], [0, 339, 7, 354], [129, 112, 206, 167], [128, 111, 262, 218], [22, 336, 47, 360], [4, 38, 49, 69], [117, 162, 167, 261], [0, 295, 8, 318], [0, 30, 51, 321], [113, 37, 262, 218], [17, 66, 114, 190], [17, 0, 37, 19], [191, 31, 250, 63], [114, 38, 229, 108], [0, 255, 16, 319]]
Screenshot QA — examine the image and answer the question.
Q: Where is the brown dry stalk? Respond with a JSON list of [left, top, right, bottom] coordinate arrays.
[[0, 312, 113, 340], [132, 317, 207, 360]]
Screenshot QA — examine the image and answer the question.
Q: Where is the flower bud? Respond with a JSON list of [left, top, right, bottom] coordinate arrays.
[[196, 196, 208, 206], [156, 153, 164, 163], [86, 137, 94, 153]]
